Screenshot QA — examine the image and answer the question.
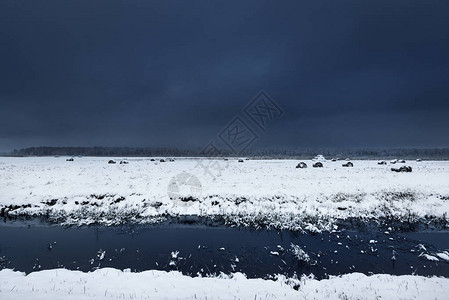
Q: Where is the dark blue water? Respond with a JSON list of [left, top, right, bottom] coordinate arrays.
[[0, 221, 448, 279]]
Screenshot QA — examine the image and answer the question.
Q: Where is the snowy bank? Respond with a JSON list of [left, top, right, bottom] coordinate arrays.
[[1, 157, 448, 229], [0, 268, 447, 300]]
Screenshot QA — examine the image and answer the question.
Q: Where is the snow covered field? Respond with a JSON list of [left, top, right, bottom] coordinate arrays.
[[1, 157, 449, 299], [0, 267, 448, 300], [1, 157, 448, 229]]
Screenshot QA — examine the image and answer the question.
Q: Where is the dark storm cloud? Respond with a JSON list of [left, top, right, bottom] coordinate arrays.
[[0, 0, 448, 151]]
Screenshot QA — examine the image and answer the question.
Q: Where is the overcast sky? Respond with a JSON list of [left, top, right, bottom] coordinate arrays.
[[1, 0, 448, 152]]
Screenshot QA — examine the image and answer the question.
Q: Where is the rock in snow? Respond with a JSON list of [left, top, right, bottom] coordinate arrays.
[[296, 162, 307, 168], [391, 166, 412, 173]]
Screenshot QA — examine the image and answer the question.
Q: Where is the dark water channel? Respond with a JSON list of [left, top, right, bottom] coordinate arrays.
[[0, 220, 448, 279]]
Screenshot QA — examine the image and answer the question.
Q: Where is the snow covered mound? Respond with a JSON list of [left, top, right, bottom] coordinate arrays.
[[0, 268, 447, 300], [0, 157, 448, 229]]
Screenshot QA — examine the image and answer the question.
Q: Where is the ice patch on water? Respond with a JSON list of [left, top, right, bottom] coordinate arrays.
[[290, 244, 310, 262]]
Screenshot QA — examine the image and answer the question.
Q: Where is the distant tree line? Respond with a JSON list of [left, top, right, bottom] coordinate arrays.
[[5, 146, 449, 159], [9, 147, 203, 157]]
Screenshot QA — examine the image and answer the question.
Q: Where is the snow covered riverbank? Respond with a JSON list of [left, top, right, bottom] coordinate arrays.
[[0, 268, 447, 300], [1, 157, 448, 229]]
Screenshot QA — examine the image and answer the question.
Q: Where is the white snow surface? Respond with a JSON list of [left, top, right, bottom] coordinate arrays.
[[1, 157, 448, 228], [0, 268, 447, 300]]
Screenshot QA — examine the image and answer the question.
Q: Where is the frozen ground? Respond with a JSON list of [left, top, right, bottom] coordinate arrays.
[[1, 157, 449, 299], [0, 157, 448, 229], [0, 267, 448, 300]]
